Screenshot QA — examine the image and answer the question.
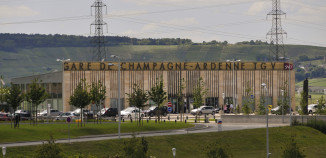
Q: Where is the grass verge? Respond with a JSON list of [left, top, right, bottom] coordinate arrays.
[[6, 126, 326, 158], [0, 121, 193, 143]]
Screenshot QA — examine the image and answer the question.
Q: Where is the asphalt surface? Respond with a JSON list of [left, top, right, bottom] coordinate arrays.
[[0, 122, 289, 147]]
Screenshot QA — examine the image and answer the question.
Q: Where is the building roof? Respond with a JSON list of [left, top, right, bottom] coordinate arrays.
[[11, 71, 62, 84]]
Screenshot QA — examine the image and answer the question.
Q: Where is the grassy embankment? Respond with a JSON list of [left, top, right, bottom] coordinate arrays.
[[6, 126, 326, 158], [0, 121, 193, 143]]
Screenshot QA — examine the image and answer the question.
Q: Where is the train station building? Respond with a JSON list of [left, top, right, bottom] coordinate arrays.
[[12, 61, 295, 112]]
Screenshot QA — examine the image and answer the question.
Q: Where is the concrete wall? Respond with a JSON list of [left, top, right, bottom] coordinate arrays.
[[221, 115, 326, 124]]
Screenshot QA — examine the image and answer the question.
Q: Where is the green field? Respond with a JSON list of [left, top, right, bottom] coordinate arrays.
[[0, 121, 193, 143], [6, 126, 326, 158], [296, 78, 326, 87]]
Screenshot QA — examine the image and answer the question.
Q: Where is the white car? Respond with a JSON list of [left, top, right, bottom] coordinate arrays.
[[121, 107, 144, 118], [308, 104, 318, 114], [97, 108, 109, 116], [191, 106, 215, 115]]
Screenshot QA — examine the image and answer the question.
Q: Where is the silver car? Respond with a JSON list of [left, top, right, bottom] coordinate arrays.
[[191, 106, 215, 115]]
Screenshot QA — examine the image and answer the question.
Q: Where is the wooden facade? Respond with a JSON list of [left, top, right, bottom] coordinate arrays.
[[62, 62, 295, 112]]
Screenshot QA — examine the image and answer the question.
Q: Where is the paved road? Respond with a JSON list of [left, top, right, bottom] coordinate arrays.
[[0, 123, 289, 147]]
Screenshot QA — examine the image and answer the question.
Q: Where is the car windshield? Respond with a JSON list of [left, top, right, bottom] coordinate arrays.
[[40, 110, 47, 114], [149, 106, 156, 110], [123, 107, 135, 112], [199, 106, 205, 109]]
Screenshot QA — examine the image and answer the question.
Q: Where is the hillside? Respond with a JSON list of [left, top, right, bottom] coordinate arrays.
[[0, 34, 325, 84]]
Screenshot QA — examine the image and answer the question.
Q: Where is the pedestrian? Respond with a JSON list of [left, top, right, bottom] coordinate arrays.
[[224, 104, 227, 113], [230, 103, 234, 113]]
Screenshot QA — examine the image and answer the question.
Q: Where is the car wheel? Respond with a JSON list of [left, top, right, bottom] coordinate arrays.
[[150, 113, 154, 117], [199, 111, 202, 115], [309, 110, 312, 114], [141, 114, 144, 118], [163, 113, 167, 117]]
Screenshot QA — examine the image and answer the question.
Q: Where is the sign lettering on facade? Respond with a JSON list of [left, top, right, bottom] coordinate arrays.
[[63, 62, 290, 71]]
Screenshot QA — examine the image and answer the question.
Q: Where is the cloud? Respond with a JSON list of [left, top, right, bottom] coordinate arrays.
[[0, 5, 38, 18], [246, 1, 269, 15], [108, 10, 148, 18]]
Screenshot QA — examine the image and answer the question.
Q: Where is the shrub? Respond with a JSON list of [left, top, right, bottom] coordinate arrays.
[[35, 135, 63, 158], [123, 135, 149, 158], [204, 141, 232, 158], [282, 136, 305, 158]]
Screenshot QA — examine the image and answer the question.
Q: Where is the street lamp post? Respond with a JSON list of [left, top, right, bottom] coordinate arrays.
[[261, 83, 270, 158], [110, 55, 121, 139], [2, 146, 6, 158], [172, 148, 176, 158], [222, 92, 225, 113], [281, 89, 284, 123]]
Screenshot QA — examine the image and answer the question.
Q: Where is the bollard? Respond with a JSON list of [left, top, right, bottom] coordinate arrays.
[[147, 119, 149, 123], [130, 118, 133, 123], [164, 120, 166, 123], [177, 116, 179, 120], [186, 116, 188, 120], [123, 119, 125, 122], [185, 120, 187, 124], [168, 116, 170, 120], [175, 120, 177, 123], [149, 117, 151, 120], [155, 119, 157, 123]]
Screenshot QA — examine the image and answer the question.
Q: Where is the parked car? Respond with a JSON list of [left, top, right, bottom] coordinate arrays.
[[121, 107, 144, 118], [144, 106, 168, 117], [102, 108, 118, 117], [97, 108, 109, 116], [215, 107, 221, 113], [38, 109, 62, 117], [308, 104, 318, 114], [55, 112, 78, 120], [191, 106, 215, 115], [16, 112, 31, 121], [0, 113, 10, 121], [271, 106, 280, 114], [72, 109, 94, 119]]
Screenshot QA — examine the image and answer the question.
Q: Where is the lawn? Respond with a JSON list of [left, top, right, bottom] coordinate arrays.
[[0, 121, 193, 143], [295, 93, 325, 107], [296, 78, 326, 87], [6, 126, 326, 158]]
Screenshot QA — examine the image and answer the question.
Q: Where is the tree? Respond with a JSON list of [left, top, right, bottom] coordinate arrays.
[[176, 77, 185, 121], [148, 77, 167, 122], [256, 96, 266, 115], [127, 84, 148, 125], [299, 91, 308, 115], [69, 80, 91, 127], [6, 84, 24, 128], [276, 82, 290, 115], [242, 82, 254, 115], [193, 77, 207, 109], [89, 81, 106, 124], [282, 135, 305, 158], [316, 96, 326, 114], [26, 79, 48, 125]]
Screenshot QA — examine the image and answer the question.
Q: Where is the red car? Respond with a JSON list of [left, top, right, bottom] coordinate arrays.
[[0, 113, 10, 121]]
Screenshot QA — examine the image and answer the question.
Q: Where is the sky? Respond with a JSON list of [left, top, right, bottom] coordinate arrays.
[[0, 0, 325, 47]]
